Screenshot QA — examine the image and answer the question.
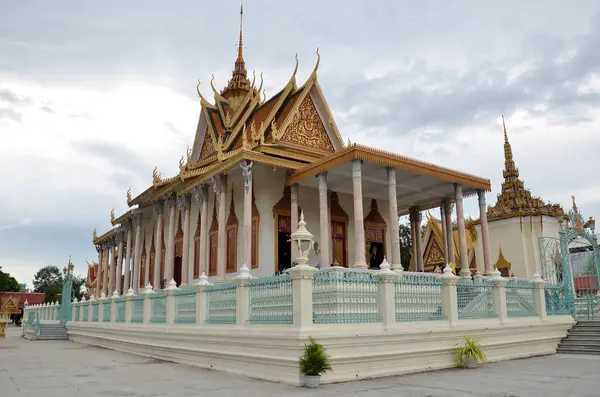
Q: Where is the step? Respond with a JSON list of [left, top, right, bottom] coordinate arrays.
[[559, 342, 600, 350], [566, 330, 600, 336], [557, 349, 600, 355], [562, 338, 600, 344]]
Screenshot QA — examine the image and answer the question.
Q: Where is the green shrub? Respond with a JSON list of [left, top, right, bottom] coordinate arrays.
[[299, 337, 332, 376]]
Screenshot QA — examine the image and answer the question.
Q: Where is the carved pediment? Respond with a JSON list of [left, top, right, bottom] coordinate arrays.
[[279, 96, 334, 152]]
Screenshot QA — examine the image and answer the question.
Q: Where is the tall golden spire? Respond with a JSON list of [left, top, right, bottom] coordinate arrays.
[[486, 115, 564, 221], [221, 1, 251, 103]]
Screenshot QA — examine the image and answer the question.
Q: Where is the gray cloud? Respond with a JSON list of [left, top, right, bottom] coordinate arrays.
[[71, 140, 150, 177]]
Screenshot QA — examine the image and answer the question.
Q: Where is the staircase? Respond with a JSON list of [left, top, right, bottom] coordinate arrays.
[[557, 320, 600, 355], [23, 323, 69, 341]]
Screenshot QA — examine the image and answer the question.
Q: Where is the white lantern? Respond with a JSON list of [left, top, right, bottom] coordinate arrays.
[[289, 211, 314, 267]]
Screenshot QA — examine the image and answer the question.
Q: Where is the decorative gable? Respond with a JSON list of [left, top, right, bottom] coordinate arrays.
[[1, 295, 20, 314], [279, 95, 334, 152]]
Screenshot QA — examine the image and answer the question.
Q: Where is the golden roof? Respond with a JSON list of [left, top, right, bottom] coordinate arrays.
[[487, 116, 564, 221]]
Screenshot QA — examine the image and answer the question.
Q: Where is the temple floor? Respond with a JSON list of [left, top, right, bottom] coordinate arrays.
[[1, 326, 599, 397]]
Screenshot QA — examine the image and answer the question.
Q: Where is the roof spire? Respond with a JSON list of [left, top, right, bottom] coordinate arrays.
[[237, 1, 244, 62]]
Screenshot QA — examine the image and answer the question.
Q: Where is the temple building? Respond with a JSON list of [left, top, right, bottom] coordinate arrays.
[[89, 8, 494, 295]]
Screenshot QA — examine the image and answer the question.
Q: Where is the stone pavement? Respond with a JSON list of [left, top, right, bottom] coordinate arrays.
[[1, 326, 599, 397]]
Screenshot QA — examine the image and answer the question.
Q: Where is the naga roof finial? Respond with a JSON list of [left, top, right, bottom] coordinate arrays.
[[126, 188, 132, 203], [110, 208, 115, 223]]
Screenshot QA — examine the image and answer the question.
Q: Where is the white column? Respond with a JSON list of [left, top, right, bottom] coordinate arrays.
[[234, 264, 251, 326], [179, 194, 191, 287], [109, 241, 117, 295], [241, 161, 253, 268], [194, 185, 209, 276], [165, 280, 178, 324], [532, 270, 548, 318], [102, 246, 110, 296], [123, 223, 132, 292], [132, 210, 143, 293], [411, 207, 424, 272], [444, 199, 455, 265], [478, 190, 493, 275], [291, 183, 299, 235], [193, 274, 209, 326], [317, 173, 331, 268], [440, 202, 449, 265], [386, 167, 401, 269], [116, 230, 124, 295], [153, 200, 164, 290], [455, 184, 470, 278], [352, 160, 368, 268], [165, 196, 177, 283], [377, 260, 399, 327], [95, 245, 103, 298], [217, 174, 228, 277], [492, 272, 508, 323]]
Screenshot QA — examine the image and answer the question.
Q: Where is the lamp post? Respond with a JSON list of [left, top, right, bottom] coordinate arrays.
[[290, 211, 314, 267]]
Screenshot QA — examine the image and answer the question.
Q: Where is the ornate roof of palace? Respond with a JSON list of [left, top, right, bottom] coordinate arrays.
[[0, 292, 45, 309], [97, 9, 492, 240], [484, 116, 564, 222]]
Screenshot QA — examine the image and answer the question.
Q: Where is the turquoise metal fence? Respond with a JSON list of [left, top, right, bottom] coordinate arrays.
[[505, 279, 536, 317], [206, 282, 237, 324], [395, 273, 445, 322], [313, 269, 380, 324], [83, 302, 89, 321], [457, 278, 496, 320], [545, 283, 572, 316], [131, 296, 144, 323], [92, 302, 99, 321], [248, 275, 293, 324], [116, 298, 126, 323], [174, 289, 196, 324], [149, 292, 167, 324], [103, 301, 111, 322]]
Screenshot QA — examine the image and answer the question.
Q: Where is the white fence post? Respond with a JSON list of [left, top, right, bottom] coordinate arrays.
[[442, 265, 460, 326], [111, 291, 119, 323], [99, 293, 106, 322], [165, 279, 178, 325], [80, 297, 86, 321], [234, 264, 252, 327], [287, 265, 317, 330], [491, 269, 508, 323], [377, 259, 399, 327], [193, 273, 209, 326], [141, 284, 154, 325], [72, 298, 78, 321], [124, 288, 135, 324], [532, 270, 547, 319], [88, 295, 95, 321]]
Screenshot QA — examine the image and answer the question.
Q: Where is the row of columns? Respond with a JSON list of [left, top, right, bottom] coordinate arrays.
[[313, 160, 493, 275], [96, 161, 257, 295]]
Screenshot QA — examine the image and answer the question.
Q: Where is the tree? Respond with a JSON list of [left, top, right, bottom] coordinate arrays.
[[0, 268, 21, 292], [33, 265, 63, 303], [399, 222, 412, 271], [72, 275, 87, 301]]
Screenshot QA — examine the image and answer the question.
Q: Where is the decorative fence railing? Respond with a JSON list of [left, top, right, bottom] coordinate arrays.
[[505, 279, 536, 317], [116, 297, 126, 323], [249, 275, 293, 324], [206, 282, 237, 324], [131, 296, 144, 323], [313, 269, 380, 324], [103, 300, 111, 322], [149, 292, 167, 324], [545, 283, 572, 316], [65, 264, 561, 329], [395, 273, 444, 322], [174, 288, 196, 324], [22, 302, 60, 321], [457, 279, 496, 320]]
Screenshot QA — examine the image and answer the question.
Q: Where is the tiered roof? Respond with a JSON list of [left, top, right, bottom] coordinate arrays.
[[486, 116, 564, 221]]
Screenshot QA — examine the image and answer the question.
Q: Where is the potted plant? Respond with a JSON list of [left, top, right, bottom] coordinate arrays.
[[299, 337, 332, 388], [455, 336, 486, 369]]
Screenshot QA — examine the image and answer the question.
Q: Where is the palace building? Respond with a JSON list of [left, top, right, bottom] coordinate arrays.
[[88, 8, 495, 296]]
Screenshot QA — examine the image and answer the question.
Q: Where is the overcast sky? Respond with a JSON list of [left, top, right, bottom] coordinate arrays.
[[1, 1, 599, 287]]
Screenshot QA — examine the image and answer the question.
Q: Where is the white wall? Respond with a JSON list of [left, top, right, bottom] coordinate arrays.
[[474, 215, 560, 278]]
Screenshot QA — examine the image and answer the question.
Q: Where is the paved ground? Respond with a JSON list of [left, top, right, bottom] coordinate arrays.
[[1, 326, 599, 397]]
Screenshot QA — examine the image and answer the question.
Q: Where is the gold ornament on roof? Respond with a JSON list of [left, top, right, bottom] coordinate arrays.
[[152, 166, 162, 186], [126, 188, 132, 203], [93, 228, 98, 241], [110, 208, 115, 223]]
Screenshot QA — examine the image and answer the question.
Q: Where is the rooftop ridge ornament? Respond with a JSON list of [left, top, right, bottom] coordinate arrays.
[[152, 166, 162, 186], [92, 228, 97, 241], [110, 208, 115, 223], [126, 188, 132, 204]]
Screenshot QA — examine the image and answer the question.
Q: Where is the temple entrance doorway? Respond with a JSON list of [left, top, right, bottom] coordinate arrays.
[[331, 221, 347, 267], [277, 215, 292, 273], [174, 256, 182, 286], [368, 241, 384, 269]]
